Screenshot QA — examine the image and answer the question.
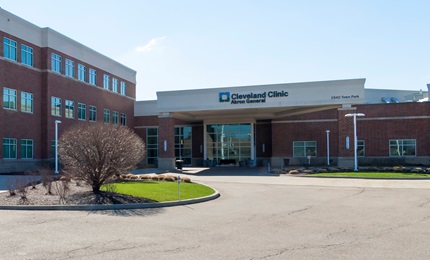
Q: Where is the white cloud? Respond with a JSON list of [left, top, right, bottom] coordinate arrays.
[[136, 36, 167, 53]]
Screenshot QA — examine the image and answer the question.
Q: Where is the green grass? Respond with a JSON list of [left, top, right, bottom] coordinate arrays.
[[309, 172, 430, 179], [101, 181, 216, 202]]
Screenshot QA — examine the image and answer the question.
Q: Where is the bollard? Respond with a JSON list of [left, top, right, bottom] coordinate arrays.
[[178, 175, 181, 200]]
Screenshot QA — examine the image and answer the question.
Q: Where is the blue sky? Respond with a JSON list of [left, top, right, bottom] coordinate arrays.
[[2, 0, 430, 100]]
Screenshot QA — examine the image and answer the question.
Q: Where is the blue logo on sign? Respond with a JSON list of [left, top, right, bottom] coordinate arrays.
[[219, 92, 230, 102]]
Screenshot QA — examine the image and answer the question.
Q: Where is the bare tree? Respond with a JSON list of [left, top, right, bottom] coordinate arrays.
[[59, 123, 146, 193]]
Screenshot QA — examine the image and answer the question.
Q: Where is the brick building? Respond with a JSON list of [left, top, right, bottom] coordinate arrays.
[[134, 79, 430, 170], [1, 8, 429, 174], [0, 9, 136, 173]]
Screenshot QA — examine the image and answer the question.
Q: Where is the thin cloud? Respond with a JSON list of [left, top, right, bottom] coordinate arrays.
[[136, 36, 167, 53]]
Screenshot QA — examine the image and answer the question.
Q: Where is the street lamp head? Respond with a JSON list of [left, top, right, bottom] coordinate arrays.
[[326, 130, 330, 133], [55, 120, 62, 124], [345, 113, 365, 117]]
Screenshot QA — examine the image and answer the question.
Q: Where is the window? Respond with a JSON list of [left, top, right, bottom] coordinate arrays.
[[206, 124, 252, 163], [120, 81, 126, 95], [3, 87, 17, 110], [78, 64, 86, 82], [89, 105, 97, 122], [51, 97, 61, 116], [3, 138, 17, 159], [175, 126, 192, 165], [104, 109, 110, 123], [146, 128, 158, 165], [65, 100, 74, 118], [4, 37, 17, 61], [103, 74, 110, 90], [357, 140, 365, 157], [389, 139, 416, 157], [121, 113, 126, 126], [65, 59, 74, 78], [293, 141, 317, 157], [112, 111, 119, 125], [51, 53, 62, 73], [112, 78, 118, 93], [78, 103, 86, 120], [21, 44, 33, 66], [21, 139, 33, 159], [89, 68, 97, 85], [21, 92, 33, 113], [121, 81, 127, 96]]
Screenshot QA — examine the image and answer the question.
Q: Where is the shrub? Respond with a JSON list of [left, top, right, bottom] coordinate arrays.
[[164, 176, 175, 182], [181, 177, 191, 183], [53, 180, 70, 204], [288, 170, 299, 175], [59, 123, 145, 193], [40, 168, 54, 195]]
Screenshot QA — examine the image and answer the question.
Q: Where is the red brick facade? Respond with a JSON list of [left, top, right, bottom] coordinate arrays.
[[134, 102, 430, 168], [0, 27, 136, 173]]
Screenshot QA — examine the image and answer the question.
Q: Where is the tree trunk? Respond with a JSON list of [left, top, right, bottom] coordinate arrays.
[[92, 184, 101, 193]]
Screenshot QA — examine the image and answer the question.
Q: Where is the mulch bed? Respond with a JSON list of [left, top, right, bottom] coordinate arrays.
[[0, 179, 155, 206]]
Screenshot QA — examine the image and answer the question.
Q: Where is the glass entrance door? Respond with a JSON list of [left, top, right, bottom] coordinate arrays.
[[205, 123, 252, 166]]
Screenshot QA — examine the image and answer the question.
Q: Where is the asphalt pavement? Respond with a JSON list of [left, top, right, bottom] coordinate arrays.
[[1, 168, 430, 259]]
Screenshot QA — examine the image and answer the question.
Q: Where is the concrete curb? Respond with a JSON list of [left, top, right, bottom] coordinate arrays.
[[0, 184, 220, 211]]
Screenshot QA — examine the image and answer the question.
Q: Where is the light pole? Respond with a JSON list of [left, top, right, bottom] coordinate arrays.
[[326, 130, 330, 166], [55, 120, 62, 174], [344, 113, 365, 171]]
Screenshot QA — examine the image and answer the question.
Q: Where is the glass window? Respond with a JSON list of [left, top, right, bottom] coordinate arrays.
[[112, 111, 119, 125], [146, 128, 158, 165], [21, 44, 33, 66], [103, 74, 110, 90], [104, 109, 110, 124], [121, 113, 126, 126], [89, 68, 97, 85], [65, 59, 74, 78], [112, 78, 118, 93], [3, 37, 17, 61], [51, 53, 61, 73], [175, 126, 192, 165], [89, 105, 97, 122], [21, 91, 33, 113], [357, 140, 365, 157], [293, 141, 317, 157], [51, 96, 61, 116], [78, 103, 86, 120], [120, 81, 126, 95], [21, 139, 33, 159], [78, 64, 86, 82], [206, 123, 252, 163], [65, 100, 74, 119], [389, 139, 416, 157], [3, 138, 17, 159], [3, 87, 17, 110]]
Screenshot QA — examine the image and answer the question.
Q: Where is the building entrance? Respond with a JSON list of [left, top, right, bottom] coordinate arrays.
[[205, 123, 253, 166]]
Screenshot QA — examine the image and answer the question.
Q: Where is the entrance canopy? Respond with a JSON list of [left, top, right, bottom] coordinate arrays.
[[135, 78, 366, 121]]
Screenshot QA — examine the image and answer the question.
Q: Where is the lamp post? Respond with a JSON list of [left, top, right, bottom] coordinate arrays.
[[344, 113, 365, 171], [54, 120, 62, 174], [326, 130, 330, 166]]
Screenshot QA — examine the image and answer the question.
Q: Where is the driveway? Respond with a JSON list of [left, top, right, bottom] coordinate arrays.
[[1, 169, 430, 259]]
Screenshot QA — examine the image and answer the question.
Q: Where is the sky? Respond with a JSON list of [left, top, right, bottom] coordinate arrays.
[[2, 0, 430, 100]]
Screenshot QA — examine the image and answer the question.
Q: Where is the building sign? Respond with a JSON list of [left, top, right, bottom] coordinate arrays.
[[219, 91, 289, 104]]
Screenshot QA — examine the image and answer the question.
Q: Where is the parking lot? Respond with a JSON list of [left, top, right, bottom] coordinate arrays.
[[1, 169, 430, 259]]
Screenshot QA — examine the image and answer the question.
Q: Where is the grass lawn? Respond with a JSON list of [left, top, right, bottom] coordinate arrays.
[[101, 181, 216, 202], [309, 172, 430, 179]]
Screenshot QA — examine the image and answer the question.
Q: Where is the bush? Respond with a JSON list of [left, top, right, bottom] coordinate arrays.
[[59, 123, 145, 193]]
